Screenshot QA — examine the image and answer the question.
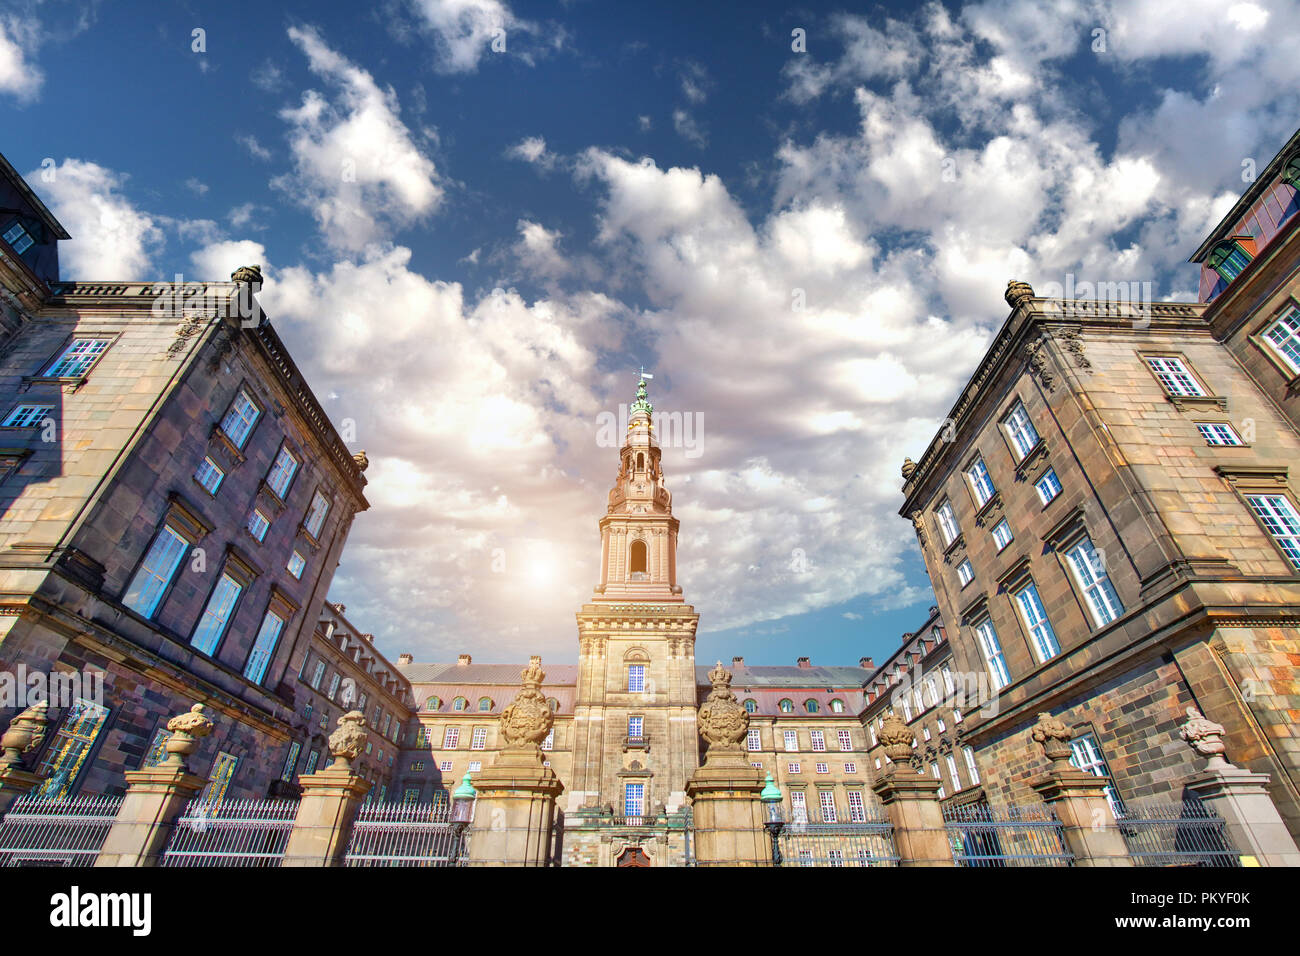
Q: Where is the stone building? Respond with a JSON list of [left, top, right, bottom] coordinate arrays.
[[896, 127, 1300, 838], [285, 602, 413, 800], [0, 153, 368, 802]]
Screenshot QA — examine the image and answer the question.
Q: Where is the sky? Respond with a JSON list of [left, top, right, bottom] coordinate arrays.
[[2, 0, 1297, 668]]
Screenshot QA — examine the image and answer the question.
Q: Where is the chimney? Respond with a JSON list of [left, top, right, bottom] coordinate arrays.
[[397, 653, 413, 665], [796, 656, 811, 669], [731, 656, 745, 667], [457, 654, 472, 666], [859, 656, 874, 669]]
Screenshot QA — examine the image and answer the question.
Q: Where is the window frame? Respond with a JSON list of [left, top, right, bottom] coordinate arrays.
[[1013, 579, 1061, 664], [1000, 399, 1041, 462], [1142, 354, 1210, 399], [1, 403, 53, 428], [1242, 491, 1300, 572], [973, 617, 1011, 691], [265, 442, 301, 500], [1195, 422, 1244, 446], [220, 387, 263, 451], [965, 456, 997, 509], [41, 337, 113, 380], [1035, 467, 1063, 505]]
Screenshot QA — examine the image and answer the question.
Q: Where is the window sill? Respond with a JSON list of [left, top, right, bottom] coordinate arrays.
[[210, 424, 247, 464], [22, 374, 87, 394], [1165, 393, 1228, 412]]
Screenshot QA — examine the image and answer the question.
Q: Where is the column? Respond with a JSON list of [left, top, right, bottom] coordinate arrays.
[[96, 704, 213, 867], [466, 658, 565, 866], [1028, 712, 1132, 867], [870, 713, 954, 866], [282, 711, 372, 867], [1180, 706, 1300, 867], [684, 663, 770, 866]]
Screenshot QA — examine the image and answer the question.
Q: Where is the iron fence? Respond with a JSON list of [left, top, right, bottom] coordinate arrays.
[[779, 818, 900, 867], [1118, 799, 1240, 867], [344, 800, 467, 866], [944, 803, 1073, 867], [0, 792, 123, 867], [160, 798, 298, 867]]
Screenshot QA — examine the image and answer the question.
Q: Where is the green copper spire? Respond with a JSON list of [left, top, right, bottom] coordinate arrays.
[[453, 771, 477, 800], [759, 773, 783, 803], [630, 374, 654, 418]]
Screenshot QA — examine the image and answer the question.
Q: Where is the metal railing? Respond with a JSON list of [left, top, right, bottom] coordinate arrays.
[[779, 818, 900, 866], [160, 798, 298, 867], [0, 792, 123, 867], [344, 800, 466, 866], [1118, 799, 1240, 867], [944, 803, 1073, 867]]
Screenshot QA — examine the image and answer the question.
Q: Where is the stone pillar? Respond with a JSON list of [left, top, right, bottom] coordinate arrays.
[[684, 662, 769, 866], [96, 703, 213, 867], [1180, 707, 1300, 867], [282, 710, 372, 867], [0, 702, 49, 815], [1028, 712, 1132, 867], [466, 657, 564, 866], [871, 713, 954, 867]]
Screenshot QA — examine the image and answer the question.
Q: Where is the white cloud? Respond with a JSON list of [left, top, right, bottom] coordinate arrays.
[[505, 135, 555, 169], [275, 25, 444, 252], [0, 16, 42, 103], [235, 133, 272, 161], [184, 177, 209, 196], [33, 160, 163, 279], [672, 109, 707, 148], [407, 0, 536, 73], [514, 219, 571, 278], [190, 239, 269, 281]]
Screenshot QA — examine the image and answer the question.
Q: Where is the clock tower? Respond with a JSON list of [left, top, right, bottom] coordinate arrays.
[[568, 376, 701, 814]]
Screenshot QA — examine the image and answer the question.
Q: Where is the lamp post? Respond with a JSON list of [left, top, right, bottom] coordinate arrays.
[[760, 773, 785, 866], [450, 772, 477, 863]]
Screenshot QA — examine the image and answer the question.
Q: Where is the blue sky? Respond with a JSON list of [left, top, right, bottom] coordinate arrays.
[[2, 0, 1298, 667]]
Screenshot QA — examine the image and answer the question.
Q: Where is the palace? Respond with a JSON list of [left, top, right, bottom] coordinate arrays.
[[0, 124, 1298, 865]]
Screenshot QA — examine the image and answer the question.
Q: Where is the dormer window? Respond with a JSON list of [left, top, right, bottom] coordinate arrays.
[[1283, 154, 1300, 189], [2, 220, 35, 254], [1207, 239, 1252, 284]]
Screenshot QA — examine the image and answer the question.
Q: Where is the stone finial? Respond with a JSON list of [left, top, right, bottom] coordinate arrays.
[[327, 711, 369, 770], [1005, 279, 1034, 309], [1179, 706, 1229, 769], [0, 700, 49, 770], [163, 703, 215, 769], [879, 711, 915, 762], [499, 658, 553, 749], [909, 510, 928, 547], [901, 457, 917, 480], [1031, 711, 1074, 770], [352, 449, 369, 472], [697, 662, 748, 753], [230, 264, 264, 288]]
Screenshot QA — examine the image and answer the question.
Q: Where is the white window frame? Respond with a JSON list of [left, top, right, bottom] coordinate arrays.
[[266, 444, 300, 499], [191, 572, 242, 655], [624, 782, 645, 819], [1262, 305, 1300, 373], [2, 403, 52, 428], [747, 729, 761, 752], [220, 388, 261, 449], [627, 715, 644, 739], [122, 524, 190, 618], [442, 728, 460, 749], [991, 518, 1013, 551], [194, 456, 225, 495], [935, 500, 960, 546], [1244, 493, 1300, 571], [945, 752, 962, 791], [1014, 581, 1061, 663], [1070, 732, 1122, 816], [3, 220, 34, 253], [836, 729, 852, 750], [243, 609, 285, 684], [818, 790, 837, 823], [787, 761, 800, 774], [790, 791, 807, 823], [1064, 536, 1125, 626], [957, 559, 974, 587], [974, 619, 1011, 690], [815, 762, 828, 774], [1196, 422, 1243, 446], [1035, 468, 1062, 505], [247, 508, 270, 542], [1146, 356, 1206, 397], [966, 457, 996, 507], [45, 338, 110, 378], [783, 730, 798, 752], [1003, 400, 1040, 460], [810, 730, 826, 752], [303, 490, 330, 538], [287, 550, 307, 579], [470, 727, 488, 750], [962, 746, 980, 785]]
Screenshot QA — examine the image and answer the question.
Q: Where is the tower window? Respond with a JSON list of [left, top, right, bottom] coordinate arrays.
[[629, 539, 648, 574], [628, 664, 646, 693], [636, 452, 644, 471]]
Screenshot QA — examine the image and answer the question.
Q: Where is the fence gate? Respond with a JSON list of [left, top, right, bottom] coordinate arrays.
[[779, 818, 900, 867], [0, 792, 123, 867], [1118, 799, 1241, 867], [161, 798, 298, 867], [344, 800, 465, 867], [944, 803, 1073, 867]]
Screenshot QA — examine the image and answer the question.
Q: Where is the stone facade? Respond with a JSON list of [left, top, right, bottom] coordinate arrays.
[[0, 152, 368, 803]]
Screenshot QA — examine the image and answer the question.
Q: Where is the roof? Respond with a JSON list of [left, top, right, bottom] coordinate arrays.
[[1191, 126, 1300, 262], [0, 151, 71, 239], [708, 664, 870, 688], [396, 662, 580, 685]]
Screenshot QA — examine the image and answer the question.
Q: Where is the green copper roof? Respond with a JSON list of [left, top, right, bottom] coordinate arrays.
[[630, 376, 653, 418]]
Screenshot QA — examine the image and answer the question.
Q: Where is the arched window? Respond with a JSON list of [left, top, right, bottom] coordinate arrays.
[[425, 696, 441, 712], [547, 697, 559, 712], [804, 699, 819, 714], [636, 452, 645, 471], [778, 699, 794, 713], [1283, 154, 1300, 189], [629, 539, 648, 574], [452, 697, 467, 711], [743, 699, 757, 713], [478, 697, 493, 712], [1207, 239, 1252, 283], [829, 699, 845, 713]]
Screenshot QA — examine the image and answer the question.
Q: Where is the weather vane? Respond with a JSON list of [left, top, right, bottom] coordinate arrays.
[[639, 366, 653, 381]]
